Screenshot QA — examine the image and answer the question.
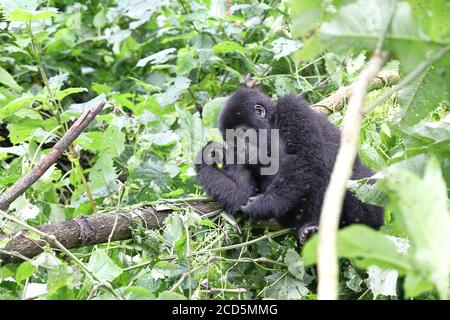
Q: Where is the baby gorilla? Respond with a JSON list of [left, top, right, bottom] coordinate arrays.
[[195, 88, 383, 244]]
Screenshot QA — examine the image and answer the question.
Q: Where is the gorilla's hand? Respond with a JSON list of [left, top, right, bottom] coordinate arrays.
[[195, 141, 225, 168], [240, 194, 263, 217]]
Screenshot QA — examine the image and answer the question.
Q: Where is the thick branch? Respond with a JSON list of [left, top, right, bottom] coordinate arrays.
[[0, 202, 282, 264], [311, 69, 399, 114], [0, 203, 213, 264], [0, 101, 106, 211]]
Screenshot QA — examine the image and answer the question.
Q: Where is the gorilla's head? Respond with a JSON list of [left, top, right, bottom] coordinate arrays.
[[217, 88, 279, 166], [218, 88, 276, 135]]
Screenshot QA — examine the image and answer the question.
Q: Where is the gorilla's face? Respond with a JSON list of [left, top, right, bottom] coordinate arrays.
[[218, 88, 276, 134], [218, 89, 278, 166]]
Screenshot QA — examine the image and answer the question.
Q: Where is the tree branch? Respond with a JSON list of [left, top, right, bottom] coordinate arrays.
[[0, 100, 106, 211], [0, 203, 204, 263], [311, 69, 399, 114]]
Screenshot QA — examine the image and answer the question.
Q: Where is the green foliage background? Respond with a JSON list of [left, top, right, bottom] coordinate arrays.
[[0, 0, 448, 300]]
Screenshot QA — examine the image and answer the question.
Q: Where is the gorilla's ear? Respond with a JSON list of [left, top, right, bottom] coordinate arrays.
[[276, 94, 312, 154]]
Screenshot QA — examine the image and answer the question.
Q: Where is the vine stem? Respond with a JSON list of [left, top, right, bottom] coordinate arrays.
[[27, 22, 96, 212], [0, 210, 123, 300]]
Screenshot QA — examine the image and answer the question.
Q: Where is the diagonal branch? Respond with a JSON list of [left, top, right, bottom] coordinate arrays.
[[0, 100, 106, 211]]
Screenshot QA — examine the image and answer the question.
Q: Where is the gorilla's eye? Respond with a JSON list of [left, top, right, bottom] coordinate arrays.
[[254, 104, 266, 119]]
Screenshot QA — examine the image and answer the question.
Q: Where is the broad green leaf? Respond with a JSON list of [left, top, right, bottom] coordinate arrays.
[[382, 157, 450, 299], [290, 0, 324, 38], [271, 38, 303, 60], [144, 131, 178, 146], [55, 87, 88, 101], [366, 266, 398, 299], [212, 41, 248, 55], [202, 97, 227, 127], [0, 95, 33, 120], [122, 287, 155, 300], [0, 66, 23, 92], [265, 273, 309, 299], [284, 249, 306, 281], [397, 66, 447, 126], [400, 114, 450, 154], [88, 152, 119, 198], [93, 9, 107, 29], [102, 125, 125, 157], [6, 8, 58, 21], [317, 0, 445, 71], [88, 250, 123, 282], [157, 291, 187, 300], [302, 225, 411, 273], [155, 77, 191, 107], [65, 94, 106, 115], [176, 49, 196, 76], [407, 0, 450, 42], [136, 48, 176, 67], [16, 261, 35, 283]]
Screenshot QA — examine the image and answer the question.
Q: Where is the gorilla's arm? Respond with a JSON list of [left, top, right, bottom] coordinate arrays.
[[195, 144, 257, 215], [240, 155, 324, 220]]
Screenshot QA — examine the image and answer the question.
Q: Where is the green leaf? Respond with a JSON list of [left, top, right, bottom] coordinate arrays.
[[136, 48, 176, 67], [0, 95, 33, 120], [317, 0, 445, 71], [284, 249, 306, 281], [265, 273, 309, 299], [157, 291, 187, 300], [55, 87, 88, 101], [176, 49, 196, 76], [122, 287, 155, 300], [16, 261, 35, 283], [397, 66, 448, 126], [366, 266, 398, 299], [93, 9, 107, 29], [6, 8, 58, 21], [102, 125, 125, 157], [271, 38, 303, 60], [0, 67, 23, 92], [212, 41, 248, 55], [65, 94, 106, 115], [381, 157, 450, 299], [88, 152, 119, 198], [88, 249, 123, 282], [202, 97, 227, 127], [407, 0, 450, 42], [302, 225, 411, 273]]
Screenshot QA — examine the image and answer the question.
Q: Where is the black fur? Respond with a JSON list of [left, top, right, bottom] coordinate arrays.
[[195, 89, 384, 242]]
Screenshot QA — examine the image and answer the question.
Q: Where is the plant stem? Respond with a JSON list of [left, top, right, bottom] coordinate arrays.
[[27, 22, 96, 211]]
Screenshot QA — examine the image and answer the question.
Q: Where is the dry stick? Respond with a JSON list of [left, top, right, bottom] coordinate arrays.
[[316, 53, 387, 300], [311, 69, 399, 114], [0, 100, 105, 211]]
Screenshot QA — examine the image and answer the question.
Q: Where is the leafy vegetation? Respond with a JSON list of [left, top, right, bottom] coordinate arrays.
[[0, 0, 448, 300]]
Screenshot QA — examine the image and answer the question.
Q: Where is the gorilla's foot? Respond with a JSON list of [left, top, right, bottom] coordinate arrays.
[[297, 223, 319, 245]]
